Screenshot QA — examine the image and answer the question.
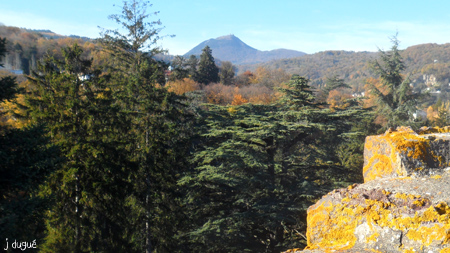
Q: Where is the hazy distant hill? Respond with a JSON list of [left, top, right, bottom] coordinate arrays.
[[240, 42, 450, 91], [3, 24, 450, 95], [183, 35, 306, 65]]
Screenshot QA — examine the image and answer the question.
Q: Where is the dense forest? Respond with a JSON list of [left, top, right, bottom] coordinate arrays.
[[1, 1, 449, 252]]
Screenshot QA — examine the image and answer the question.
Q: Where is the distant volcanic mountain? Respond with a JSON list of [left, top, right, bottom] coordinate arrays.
[[183, 35, 306, 65]]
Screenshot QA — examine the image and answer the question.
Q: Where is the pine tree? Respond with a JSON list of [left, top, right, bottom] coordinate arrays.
[[197, 46, 219, 84], [0, 37, 59, 246], [181, 75, 361, 252], [169, 55, 189, 81], [100, 1, 193, 251], [23, 43, 134, 252], [368, 35, 424, 129], [219, 61, 235, 85], [186, 54, 199, 80]]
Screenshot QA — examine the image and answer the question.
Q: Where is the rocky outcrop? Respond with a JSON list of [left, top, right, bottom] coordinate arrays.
[[363, 126, 450, 182], [289, 127, 450, 252]]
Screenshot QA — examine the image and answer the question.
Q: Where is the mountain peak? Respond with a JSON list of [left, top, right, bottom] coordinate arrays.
[[216, 34, 237, 40], [184, 35, 306, 65]]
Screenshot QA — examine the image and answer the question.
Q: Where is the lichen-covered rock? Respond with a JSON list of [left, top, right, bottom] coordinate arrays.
[[284, 127, 450, 253], [303, 167, 450, 252], [363, 126, 450, 182]]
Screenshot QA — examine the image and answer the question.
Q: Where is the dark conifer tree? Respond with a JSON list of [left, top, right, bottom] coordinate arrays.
[[186, 54, 199, 80], [181, 75, 362, 252], [23, 43, 134, 252], [100, 1, 193, 252], [368, 35, 424, 129], [0, 37, 59, 246], [197, 45, 219, 84], [219, 61, 235, 85]]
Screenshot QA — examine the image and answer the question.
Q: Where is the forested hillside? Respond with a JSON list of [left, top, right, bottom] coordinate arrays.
[[240, 43, 450, 95], [1, 1, 450, 252]]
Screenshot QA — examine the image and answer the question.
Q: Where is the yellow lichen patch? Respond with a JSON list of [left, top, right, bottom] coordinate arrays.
[[413, 199, 427, 207], [347, 184, 357, 190], [282, 248, 302, 253], [366, 232, 379, 243], [394, 192, 419, 200], [440, 248, 450, 253], [406, 224, 447, 246], [306, 201, 358, 251], [432, 175, 443, 179], [419, 126, 450, 134], [307, 191, 450, 251], [364, 154, 393, 182], [386, 130, 429, 161], [362, 127, 449, 182]]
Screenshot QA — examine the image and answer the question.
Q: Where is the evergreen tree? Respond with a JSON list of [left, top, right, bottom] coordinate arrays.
[[197, 46, 219, 84], [181, 75, 361, 252], [100, 1, 193, 252], [323, 76, 351, 96], [186, 54, 199, 80], [170, 55, 189, 81], [219, 61, 235, 85], [368, 35, 424, 129], [24, 44, 133, 252], [0, 37, 58, 246]]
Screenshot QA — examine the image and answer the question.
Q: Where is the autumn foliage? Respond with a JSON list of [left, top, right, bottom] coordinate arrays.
[[166, 78, 201, 95]]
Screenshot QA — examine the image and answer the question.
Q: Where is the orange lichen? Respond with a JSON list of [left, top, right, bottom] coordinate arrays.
[[364, 154, 394, 182], [386, 129, 430, 161], [366, 232, 379, 243], [394, 192, 420, 200], [282, 248, 302, 253], [305, 127, 450, 252], [307, 189, 450, 251], [418, 126, 450, 134], [306, 201, 357, 251], [363, 127, 449, 182]]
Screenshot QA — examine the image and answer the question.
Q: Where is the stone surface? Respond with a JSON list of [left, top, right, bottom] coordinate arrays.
[[363, 127, 450, 182], [304, 176, 450, 252], [287, 127, 450, 253]]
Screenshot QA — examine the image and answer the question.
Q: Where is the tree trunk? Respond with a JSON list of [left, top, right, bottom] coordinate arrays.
[[145, 125, 152, 253], [146, 191, 152, 253], [75, 174, 81, 253]]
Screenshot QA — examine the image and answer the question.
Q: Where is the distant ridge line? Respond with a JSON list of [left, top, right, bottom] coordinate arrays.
[[183, 34, 306, 65]]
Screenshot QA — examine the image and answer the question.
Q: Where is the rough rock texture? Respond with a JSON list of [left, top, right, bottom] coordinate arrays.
[[363, 126, 450, 182], [286, 127, 450, 253]]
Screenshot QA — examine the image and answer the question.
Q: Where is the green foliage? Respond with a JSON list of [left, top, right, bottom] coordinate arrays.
[[186, 54, 199, 80], [0, 37, 58, 248], [368, 35, 425, 129], [99, 0, 170, 85], [0, 4, 398, 252], [24, 43, 136, 252], [100, 1, 193, 252], [323, 76, 351, 96], [169, 55, 189, 81], [278, 75, 316, 108], [197, 46, 219, 84], [219, 61, 236, 85], [181, 75, 363, 252]]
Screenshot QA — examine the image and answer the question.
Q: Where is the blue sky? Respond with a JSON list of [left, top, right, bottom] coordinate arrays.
[[1, 0, 450, 55]]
